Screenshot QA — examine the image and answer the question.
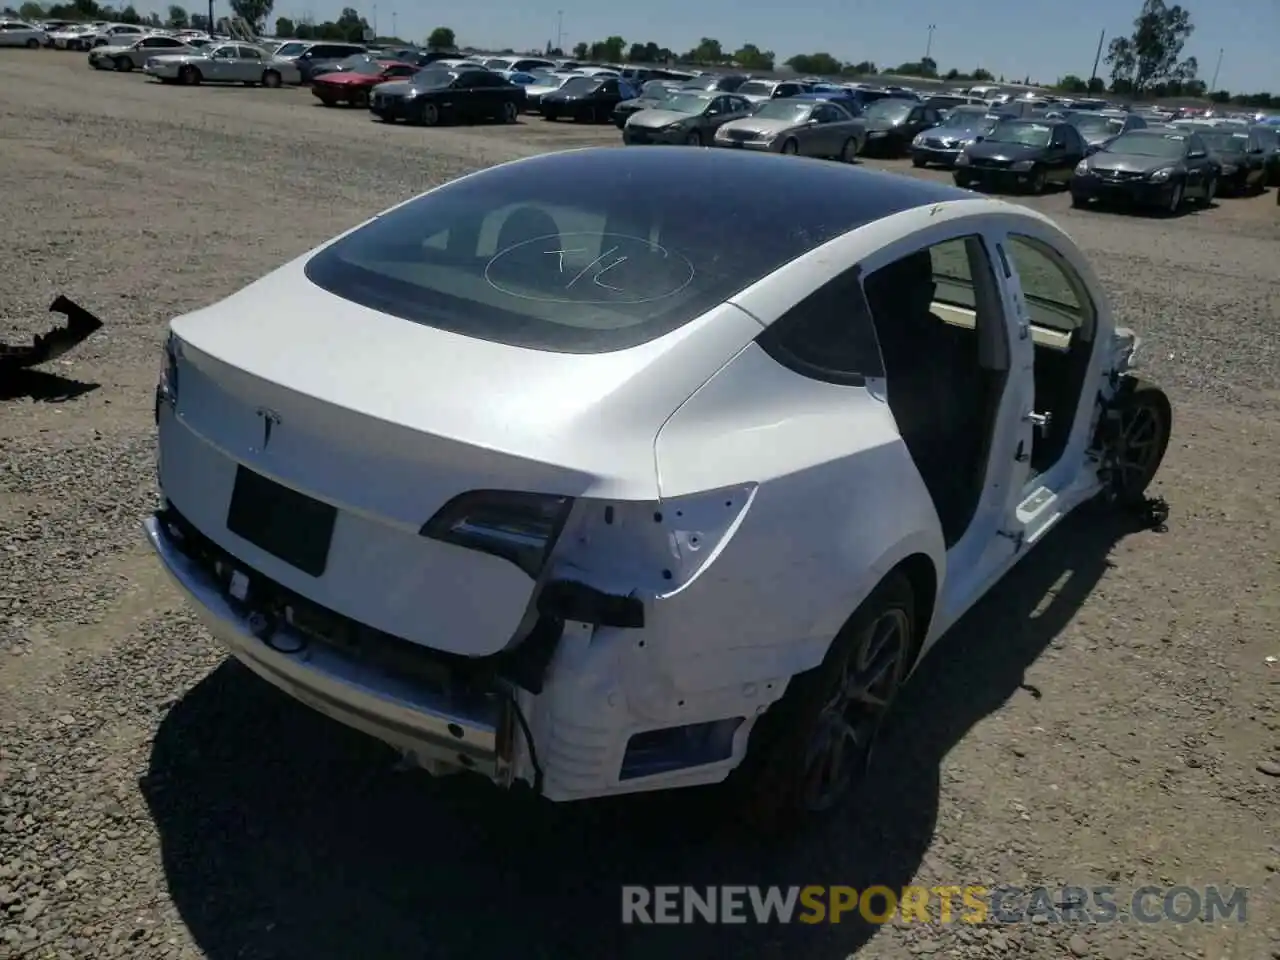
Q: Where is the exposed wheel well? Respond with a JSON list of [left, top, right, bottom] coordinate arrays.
[[891, 553, 937, 661]]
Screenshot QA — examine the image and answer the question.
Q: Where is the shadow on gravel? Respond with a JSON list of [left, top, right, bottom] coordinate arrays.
[[142, 504, 1156, 960], [0, 369, 99, 402]]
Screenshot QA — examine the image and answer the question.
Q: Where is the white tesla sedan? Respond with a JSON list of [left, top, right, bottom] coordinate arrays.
[[144, 147, 1171, 826]]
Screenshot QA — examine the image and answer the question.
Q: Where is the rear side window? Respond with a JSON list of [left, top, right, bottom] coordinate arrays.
[[304, 152, 884, 353]]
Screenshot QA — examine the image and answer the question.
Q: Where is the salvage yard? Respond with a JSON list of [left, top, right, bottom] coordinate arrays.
[[1, 50, 1277, 960]]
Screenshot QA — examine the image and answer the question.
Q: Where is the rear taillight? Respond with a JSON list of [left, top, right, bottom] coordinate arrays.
[[421, 491, 573, 579]]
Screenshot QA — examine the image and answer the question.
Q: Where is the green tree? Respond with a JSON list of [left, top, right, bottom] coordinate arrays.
[[844, 60, 876, 75], [118, 4, 141, 22], [572, 40, 588, 58], [229, 0, 272, 31], [166, 4, 186, 27], [273, 15, 293, 35], [1105, 0, 1197, 95], [970, 67, 993, 81], [427, 25, 455, 48], [188, 11, 208, 29], [587, 35, 623, 61], [733, 43, 773, 70], [683, 37, 725, 64], [1086, 76, 1106, 93], [17, 1, 44, 19], [786, 52, 842, 75], [1057, 74, 1088, 92]]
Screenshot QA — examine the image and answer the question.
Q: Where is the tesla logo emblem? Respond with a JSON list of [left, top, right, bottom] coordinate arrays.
[[255, 407, 281, 450]]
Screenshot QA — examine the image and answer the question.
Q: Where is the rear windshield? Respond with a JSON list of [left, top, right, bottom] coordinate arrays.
[[304, 152, 871, 353]]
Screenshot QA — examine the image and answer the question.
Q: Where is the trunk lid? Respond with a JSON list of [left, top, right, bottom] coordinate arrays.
[[161, 255, 757, 656]]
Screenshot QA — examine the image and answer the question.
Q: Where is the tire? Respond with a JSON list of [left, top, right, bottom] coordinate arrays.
[[841, 138, 859, 163], [319, 97, 337, 107], [501, 100, 518, 124], [781, 138, 799, 155], [1099, 378, 1172, 507], [414, 101, 439, 126], [1027, 166, 1047, 194], [1070, 192, 1087, 208], [261, 70, 282, 89], [955, 173, 972, 189], [1199, 176, 1216, 206], [727, 572, 919, 832], [350, 90, 370, 109], [685, 129, 702, 146], [26, 38, 39, 49], [114, 56, 132, 72], [911, 154, 926, 168], [1165, 180, 1184, 215], [179, 65, 200, 85]]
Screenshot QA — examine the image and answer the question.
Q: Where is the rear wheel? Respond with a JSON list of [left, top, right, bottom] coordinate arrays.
[[114, 56, 132, 71], [261, 69, 282, 89], [1070, 192, 1087, 208], [728, 573, 918, 832], [685, 129, 703, 146], [781, 138, 799, 155], [179, 65, 200, 85], [955, 173, 972, 189], [1027, 166, 1048, 194], [501, 100, 518, 123], [911, 154, 926, 168], [351, 89, 370, 109], [1199, 176, 1216, 205], [26, 37, 39, 49], [840, 138, 859, 163], [1165, 181, 1184, 215]]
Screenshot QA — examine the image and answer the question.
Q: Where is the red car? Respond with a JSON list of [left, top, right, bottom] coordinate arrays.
[[312, 59, 419, 108]]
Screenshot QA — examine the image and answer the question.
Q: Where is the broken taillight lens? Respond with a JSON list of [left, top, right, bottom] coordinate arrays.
[[420, 490, 574, 579], [154, 332, 180, 424]]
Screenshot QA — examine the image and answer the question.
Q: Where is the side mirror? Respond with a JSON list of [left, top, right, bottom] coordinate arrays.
[[1188, 149, 1206, 159]]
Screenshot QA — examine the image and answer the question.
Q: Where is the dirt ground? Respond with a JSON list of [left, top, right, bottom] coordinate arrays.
[[0, 51, 1276, 960]]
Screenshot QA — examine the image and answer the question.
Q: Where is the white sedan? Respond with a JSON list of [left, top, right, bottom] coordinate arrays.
[[0, 19, 47, 47], [144, 147, 1172, 827]]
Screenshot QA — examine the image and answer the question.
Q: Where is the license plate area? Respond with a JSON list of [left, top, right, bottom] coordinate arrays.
[[226, 466, 336, 577]]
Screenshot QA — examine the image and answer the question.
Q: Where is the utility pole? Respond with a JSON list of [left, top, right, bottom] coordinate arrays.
[[207, 0, 213, 33], [372, 4, 377, 36], [391, 10, 397, 39], [924, 23, 935, 62], [556, 10, 564, 52], [1209, 47, 1223, 91], [1089, 28, 1105, 85]]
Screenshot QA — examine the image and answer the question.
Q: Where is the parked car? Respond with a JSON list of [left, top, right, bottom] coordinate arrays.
[[954, 119, 1086, 194], [623, 92, 753, 146], [483, 56, 555, 73], [370, 68, 525, 125], [312, 58, 419, 107], [1065, 111, 1149, 153], [272, 41, 368, 82], [144, 146, 1171, 826], [734, 78, 809, 106], [790, 89, 866, 116], [88, 34, 199, 71], [0, 19, 47, 47], [713, 97, 866, 161], [521, 71, 576, 112], [540, 75, 634, 123], [1186, 127, 1268, 195], [681, 73, 750, 93], [861, 98, 945, 156], [1251, 124, 1280, 186], [91, 23, 144, 47], [143, 43, 302, 87], [611, 80, 682, 128], [911, 114, 998, 168], [1070, 129, 1219, 213], [46, 24, 97, 49]]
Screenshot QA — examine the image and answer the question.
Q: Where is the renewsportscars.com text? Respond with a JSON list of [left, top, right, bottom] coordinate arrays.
[[620, 885, 1249, 925]]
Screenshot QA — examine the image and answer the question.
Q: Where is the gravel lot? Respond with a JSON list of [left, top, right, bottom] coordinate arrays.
[[1, 51, 1277, 960]]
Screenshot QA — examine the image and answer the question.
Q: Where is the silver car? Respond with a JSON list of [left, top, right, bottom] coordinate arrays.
[[624, 92, 754, 146], [521, 72, 575, 111], [88, 34, 200, 72], [734, 78, 808, 106], [143, 43, 303, 87], [714, 98, 866, 161]]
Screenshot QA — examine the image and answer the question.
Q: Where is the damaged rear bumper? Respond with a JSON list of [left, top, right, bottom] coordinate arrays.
[[143, 513, 513, 782], [0, 296, 103, 372]]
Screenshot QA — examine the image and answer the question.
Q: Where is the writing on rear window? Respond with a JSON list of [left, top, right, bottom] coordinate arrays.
[[484, 232, 696, 305]]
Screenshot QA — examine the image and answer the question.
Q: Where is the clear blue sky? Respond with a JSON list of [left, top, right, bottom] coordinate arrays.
[[215, 0, 1278, 93]]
